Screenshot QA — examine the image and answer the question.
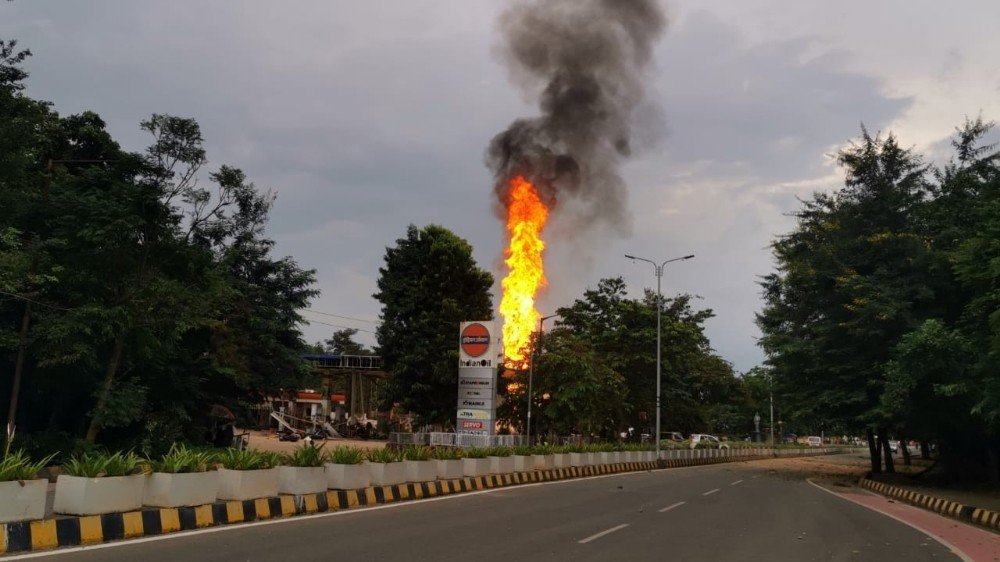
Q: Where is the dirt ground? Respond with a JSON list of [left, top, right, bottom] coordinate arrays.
[[747, 451, 1000, 512], [245, 429, 386, 454]]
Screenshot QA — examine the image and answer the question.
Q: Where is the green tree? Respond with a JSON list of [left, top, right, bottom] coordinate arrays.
[[324, 328, 369, 355], [555, 277, 740, 436], [531, 329, 627, 438], [374, 224, 493, 425], [758, 128, 933, 471]]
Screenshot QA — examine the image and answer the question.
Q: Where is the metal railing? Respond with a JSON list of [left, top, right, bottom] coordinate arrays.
[[302, 354, 383, 370], [388, 432, 528, 448]]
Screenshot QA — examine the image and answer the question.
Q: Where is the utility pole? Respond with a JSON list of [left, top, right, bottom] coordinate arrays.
[[625, 253, 694, 461], [769, 374, 775, 447]]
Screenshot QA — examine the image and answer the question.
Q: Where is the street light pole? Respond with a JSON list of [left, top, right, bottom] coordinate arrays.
[[625, 253, 694, 461], [769, 373, 775, 447], [527, 313, 557, 445]]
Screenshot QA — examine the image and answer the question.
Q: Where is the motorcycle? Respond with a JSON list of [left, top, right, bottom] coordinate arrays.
[[277, 427, 300, 442]]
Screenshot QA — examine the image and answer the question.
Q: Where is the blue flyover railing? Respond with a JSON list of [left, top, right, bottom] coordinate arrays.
[[302, 353, 383, 370]]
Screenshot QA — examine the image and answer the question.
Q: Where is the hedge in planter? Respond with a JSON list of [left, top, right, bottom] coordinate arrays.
[[487, 446, 515, 474], [511, 446, 534, 472], [326, 446, 369, 490], [430, 447, 463, 480], [278, 443, 328, 495], [54, 451, 147, 516], [0, 450, 54, 522], [144, 445, 218, 508], [366, 448, 405, 486], [461, 447, 491, 477], [401, 446, 436, 483], [216, 448, 281, 501]]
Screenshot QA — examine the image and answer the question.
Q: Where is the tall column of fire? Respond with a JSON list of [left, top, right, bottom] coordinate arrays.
[[498, 176, 549, 366]]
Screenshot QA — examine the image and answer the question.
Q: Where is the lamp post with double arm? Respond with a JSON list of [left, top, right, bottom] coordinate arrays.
[[625, 253, 695, 460]]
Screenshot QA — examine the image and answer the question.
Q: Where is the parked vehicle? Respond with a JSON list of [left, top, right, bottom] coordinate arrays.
[[689, 434, 730, 449], [807, 436, 822, 447], [662, 431, 685, 442], [889, 440, 899, 453]]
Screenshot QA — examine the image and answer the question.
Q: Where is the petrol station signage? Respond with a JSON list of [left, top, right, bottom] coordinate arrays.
[[457, 321, 501, 435]]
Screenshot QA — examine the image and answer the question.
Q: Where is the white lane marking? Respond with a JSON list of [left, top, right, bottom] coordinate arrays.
[[805, 479, 972, 562], [658, 501, 685, 513], [5, 465, 725, 561], [702, 488, 720, 496], [578, 523, 630, 544], [751, 475, 760, 479], [730, 479, 743, 486]]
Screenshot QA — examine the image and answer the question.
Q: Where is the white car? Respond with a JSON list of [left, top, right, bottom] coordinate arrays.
[[689, 434, 730, 450], [807, 436, 822, 447]]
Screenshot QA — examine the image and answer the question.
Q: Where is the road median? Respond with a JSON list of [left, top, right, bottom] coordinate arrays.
[[1, 449, 843, 555]]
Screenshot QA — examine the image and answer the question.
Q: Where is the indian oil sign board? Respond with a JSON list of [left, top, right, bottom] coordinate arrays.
[[457, 321, 501, 435]]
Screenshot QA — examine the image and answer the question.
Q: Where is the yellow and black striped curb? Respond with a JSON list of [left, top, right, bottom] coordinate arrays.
[[0, 451, 839, 555], [859, 478, 1000, 533]]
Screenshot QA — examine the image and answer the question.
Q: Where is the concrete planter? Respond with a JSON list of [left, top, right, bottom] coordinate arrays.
[[216, 468, 279, 501], [532, 454, 554, 470], [323, 463, 371, 490], [585, 452, 598, 466], [552, 453, 570, 468], [369, 462, 406, 486], [568, 453, 585, 467], [488, 456, 515, 474], [436, 459, 463, 480], [404, 460, 437, 483], [512, 455, 532, 472], [0, 479, 47, 522], [325, 463, 369, 490], [644, 451, 655, 462], [53, 474, 146, 515], [597, 452, 612, 465], [277, 466, 327, 495], [143, 471, 218, 508], [462, 458, 490, 477], [611, 451, 623, 464]]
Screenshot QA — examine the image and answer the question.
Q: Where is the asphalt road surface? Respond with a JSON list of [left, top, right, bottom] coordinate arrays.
[[14, 458, 959, 561]]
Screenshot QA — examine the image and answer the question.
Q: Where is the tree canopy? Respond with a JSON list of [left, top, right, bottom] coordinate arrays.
[[758, 119, 1000, 479], [373, 224, 494, 426], [0, 43, 317, 457]]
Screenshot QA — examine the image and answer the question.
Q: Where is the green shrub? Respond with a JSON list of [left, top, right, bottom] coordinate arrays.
[[216, 448, 281, 470], [0, 450, 55, 481], [531, 444, 554, 455], [366, 448, 401, 463], [486, 446, 513, 457], [329, 446, 366, 465], [400, 446, 431, 461], [152, 444, 214, 473], [429, 447, 461, 460], [512, 445, 533, 456], [64, 451, 146, 478], [284, 443, 327, 467], [462, 447, 489, 459]]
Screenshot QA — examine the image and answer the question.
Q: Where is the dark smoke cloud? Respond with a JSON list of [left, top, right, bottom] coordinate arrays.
[[487, 0, 667, 233]]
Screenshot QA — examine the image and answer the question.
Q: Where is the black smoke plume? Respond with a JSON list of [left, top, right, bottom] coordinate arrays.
[[487, 0, 667, 232]]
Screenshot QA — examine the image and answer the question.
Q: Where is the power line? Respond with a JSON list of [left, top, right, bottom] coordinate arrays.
[[0, 290, 73, 311], [302, 318, 377, 335], [301, 309, 378, 325]]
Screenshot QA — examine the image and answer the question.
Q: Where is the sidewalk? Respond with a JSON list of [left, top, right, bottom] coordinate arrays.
[[814, 481, 1000, 561]]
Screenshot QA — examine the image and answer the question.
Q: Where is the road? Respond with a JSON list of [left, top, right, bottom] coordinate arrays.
[[13, 457, 960, 561]]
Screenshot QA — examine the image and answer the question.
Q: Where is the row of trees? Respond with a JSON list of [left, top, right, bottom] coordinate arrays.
[[758, 119, 1000, 480], [373, 226, 756, 440], [1, 41, 318, 457]]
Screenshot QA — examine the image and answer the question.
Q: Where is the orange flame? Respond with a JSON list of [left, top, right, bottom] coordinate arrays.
[[499, 176, 548, 367]]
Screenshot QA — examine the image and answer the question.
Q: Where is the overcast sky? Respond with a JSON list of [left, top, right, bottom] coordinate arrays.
[[4, 1, 999, 372]]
